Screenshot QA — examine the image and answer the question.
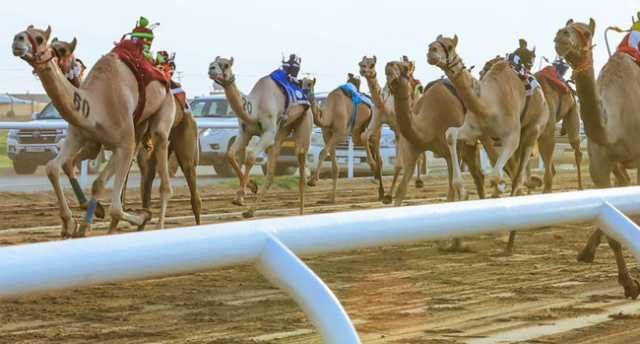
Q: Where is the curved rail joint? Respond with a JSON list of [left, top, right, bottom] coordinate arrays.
[[598, 201, 640, 263], [256, 233, 360, 344]]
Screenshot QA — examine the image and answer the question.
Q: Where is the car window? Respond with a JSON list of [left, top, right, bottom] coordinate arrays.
[[206, 99, 233, 117], [190, 99, 209, 117], [37, 103, 62, 120]]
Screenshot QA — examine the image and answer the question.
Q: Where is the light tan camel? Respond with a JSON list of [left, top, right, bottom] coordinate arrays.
[[427, 35, 550, 254], [385, 60, 486, 251], [12, 25, 175, 236], [555, 18, 640, 299], [358, 56, 426, 204], [304, 74, 375, 203], [209, 57, 312, 218]]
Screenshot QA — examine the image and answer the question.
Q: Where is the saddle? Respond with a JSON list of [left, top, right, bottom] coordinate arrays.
[[170, 81, 191, 114], [270, 69, 309, 110], [424, 78, 466, 113], [617, 33, 640, 65], [112, 39, 170, 123], [338, 82, 373, 128], [536, 66, 572, 95]]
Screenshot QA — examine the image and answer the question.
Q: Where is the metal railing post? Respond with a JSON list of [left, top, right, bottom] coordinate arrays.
[[598, 202, 640, 263], [347, 136, 354, 179], [257, 234, 360, 343]]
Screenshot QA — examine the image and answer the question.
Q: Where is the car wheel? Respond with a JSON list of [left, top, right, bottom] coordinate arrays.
[[261, 163, 295, 176], [13, 160, 38, 175], [212, 159, 235, 177]]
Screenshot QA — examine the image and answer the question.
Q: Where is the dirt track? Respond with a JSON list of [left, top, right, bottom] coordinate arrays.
[[1, 171, 640, 343]]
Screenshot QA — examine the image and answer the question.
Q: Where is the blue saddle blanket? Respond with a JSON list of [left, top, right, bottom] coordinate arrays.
[[270, 69, 309, 108], [339, 82, 373, 128]]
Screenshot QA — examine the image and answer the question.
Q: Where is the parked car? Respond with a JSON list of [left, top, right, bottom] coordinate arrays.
[[195, 93, 329, 177], [6, 103, 103, 175], [308, 124, 397, 176]]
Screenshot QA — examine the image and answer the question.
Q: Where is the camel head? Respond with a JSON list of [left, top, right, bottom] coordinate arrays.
[[512, 39, 536, 71], [401, 55, 416, 75], [51, 37, 77, 61], [208, 56, 235, 87], [12, 25, 53, 66], [347, 73, 361, 90], [384, 60, 411, 92], [301, 77, 316, 97], [554, 18, 596, 67], [427, 34, 462, 74], [358, 55, 377, 79]]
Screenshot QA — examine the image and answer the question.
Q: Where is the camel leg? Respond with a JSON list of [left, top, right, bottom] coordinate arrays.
[[394, 146, 420, 207], [227, 132, 253, 206], [172, 114, 202, 225], [537, 131, 556, 194], [415, 152, 426, 188], [46, 131, 84, 237], [385, 135, 405, 204], [294, 115, 311, 214], [137, 147, 156, 213], [152, 131, 172, 229], [613, 164, 631, 186], [441, 152, 468, 252], [298, 151, 307, 214], [445, 123, 483, 201], [107, 144, 148, 233], [243, 130, 286, 218], [368, 130, 385, 202], [565, 104, 583, 189], [506, 127, 540, 254], [308, 130, 332, 187], [608, 237, 640, 299], [461, 143, 485, 200], [577, 143, 615, 262], [76, 155, 117, 237]]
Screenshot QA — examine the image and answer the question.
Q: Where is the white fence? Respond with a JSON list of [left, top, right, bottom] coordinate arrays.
[[1, 186, 640, 343]]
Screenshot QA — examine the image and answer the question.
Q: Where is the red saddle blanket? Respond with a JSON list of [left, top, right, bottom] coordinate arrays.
[[112, 40, 169, 123], [617, 34, 640, 63], [170, 81, 190, 113], [536, 66, 571, 94]]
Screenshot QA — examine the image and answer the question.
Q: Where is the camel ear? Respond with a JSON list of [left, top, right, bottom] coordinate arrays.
[[532, 46, 536, 54], [519, 39, 527, 49], [437, 34, 443, 41], [52, 37, 58, 43], [44, 25, 51, 41], [373, 55, 377, 64], [453, 35, 459, 47], [27, 24, 34, 30], [229, 57, 234, 66], [348, 72, 354, 79], [69, 37, 77, 53], [566, 19, 574, 26], [312, 77, 316, 86], [588, 18, 596, 35]]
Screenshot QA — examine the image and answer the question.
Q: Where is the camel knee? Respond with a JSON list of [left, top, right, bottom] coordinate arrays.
[[445, 127, 458, 146], [46, 159, 61, 179]]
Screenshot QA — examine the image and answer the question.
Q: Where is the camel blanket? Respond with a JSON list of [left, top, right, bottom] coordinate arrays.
[[112, 40, 170, 123], [339, 82, 373, 129], [270, 69, 309, 110], [170, 81, 191, 114], [618, 33, 640, 64], [536, 66, 571, 95]]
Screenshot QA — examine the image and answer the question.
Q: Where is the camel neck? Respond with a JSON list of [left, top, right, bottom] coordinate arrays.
[[308, 94, 327, 128], [445, 68, 487, 117], [572, 60, 609, 145], [222, 81, 256, 125], [392, 77, 428, 149], [364, 75, 387, 115], [35, 60, 92, 131]]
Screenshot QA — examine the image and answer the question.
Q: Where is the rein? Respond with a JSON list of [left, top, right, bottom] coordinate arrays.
[[569, 26, 595, 79], [24, 32, 55, 68], [433, 41, 464, 76], [214, 74, 236, 88]]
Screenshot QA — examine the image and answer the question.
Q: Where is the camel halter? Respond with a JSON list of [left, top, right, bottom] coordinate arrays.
[[567, 25, 595, 79], [432, 41, 464, 76], [213, 73, 236, 88], [23, 31, 55, 68]]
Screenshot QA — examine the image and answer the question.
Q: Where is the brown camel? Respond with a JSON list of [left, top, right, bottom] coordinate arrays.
[[428, 35, 550, 253], [385, 60, 486, 250], [209, 57, 312, 218], [304, 74, 376, 203], [358, 56, 426, 204], [12, 25, 175, 236], [555, 18, 640, 299]]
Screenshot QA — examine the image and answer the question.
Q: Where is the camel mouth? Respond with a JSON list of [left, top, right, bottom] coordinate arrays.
[[426, 53, 443, 67], [12, 42, 29, 58], [554, 39, 571, 57]]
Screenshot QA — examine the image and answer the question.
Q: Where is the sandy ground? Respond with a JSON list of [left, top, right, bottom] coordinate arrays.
[[0, 170, 639, 344]]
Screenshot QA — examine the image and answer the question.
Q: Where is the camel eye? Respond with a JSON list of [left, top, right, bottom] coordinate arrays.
[[36, 36, 43, 45], [59, 48, 66, 55]]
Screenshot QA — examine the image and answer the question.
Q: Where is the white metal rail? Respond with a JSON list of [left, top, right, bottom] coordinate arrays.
[[1, 187, 640, 343]]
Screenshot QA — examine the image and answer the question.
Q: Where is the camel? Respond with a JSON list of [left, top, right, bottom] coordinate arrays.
[[52, 37, 201, 227], [12, 25, 175, 236], [554, 18, 640, 299], [358, 56, 426, 204], [385, 60, 486, 251], [208, 57, 312, 218], [304, 73, 376, 203], [427, 35, 550, 253]]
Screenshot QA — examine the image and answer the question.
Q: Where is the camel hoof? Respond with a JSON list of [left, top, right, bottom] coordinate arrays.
[[415, 179, 424, 189], [242, 209, 255, 218], [61, 218, 78, 238], [94, 202, 106, 219], [439, 242, 473, 253], [232, 197, 245, 206], [247, 180, 258, 194], [382, 195, 393, 205], [577, 247, 596, 263], [136, 209, 153, 231], [627, 280, 640, 300], [74, 222, 90, 238], [307, 179, 317, 187]]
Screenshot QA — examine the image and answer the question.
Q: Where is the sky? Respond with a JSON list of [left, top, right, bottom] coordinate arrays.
[[1, 0, 637, 97]]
